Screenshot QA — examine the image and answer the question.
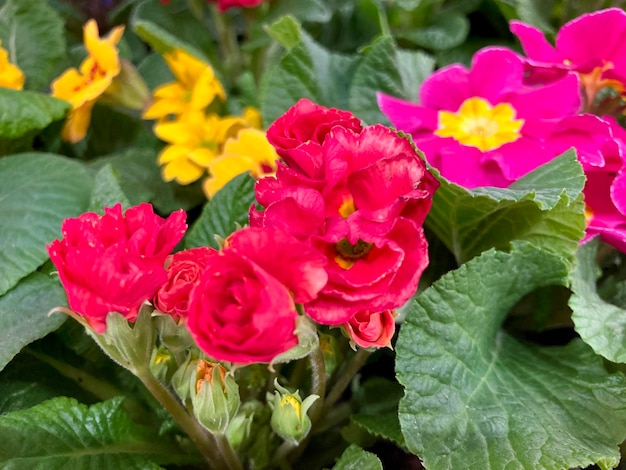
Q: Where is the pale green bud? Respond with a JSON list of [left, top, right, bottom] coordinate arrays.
[[268, 380, 319, 445], [190, 361, 240, 434]]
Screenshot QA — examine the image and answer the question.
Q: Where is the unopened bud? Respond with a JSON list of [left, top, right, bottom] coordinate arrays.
[[268, 380, 318, 445], [191, 360, 240, 434]]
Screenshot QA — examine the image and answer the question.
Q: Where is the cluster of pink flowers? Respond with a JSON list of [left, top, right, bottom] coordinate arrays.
[[378, 7, 626, 252], [47, 100, 437, 363]]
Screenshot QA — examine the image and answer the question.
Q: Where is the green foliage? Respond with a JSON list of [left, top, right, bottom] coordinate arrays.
[[396, 243, 626, 470], [0, 153, 92, 296], [426, 150, 586, 264], [332, 444, 383, 470], [185, 172, 256, 249], [0, 88, 68, 141], [89, 164, 132, 213], [0, 273, 67, 372], [570, 239, 626, 363], [0, 0, 66, 91], [0, 396, 194, 469]]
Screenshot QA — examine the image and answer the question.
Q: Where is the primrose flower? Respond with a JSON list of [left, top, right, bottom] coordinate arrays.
[[207, 0, 266, 12], [0, 40, 24, 90], [203, 128, 279, 197], [253, 101, 438, 325], [378, 46, 583, 188], [510, 8, 626, 107], [51, 19, 124, 143], [142, 49, 226, 120], [154, 111, 249, 184]]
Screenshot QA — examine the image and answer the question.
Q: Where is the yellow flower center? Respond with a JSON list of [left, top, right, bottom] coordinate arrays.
[[435, 97, 524, 152], [335, 238, 373, 270], [338, 196, 356, 219], [280, 395, 302, 420]]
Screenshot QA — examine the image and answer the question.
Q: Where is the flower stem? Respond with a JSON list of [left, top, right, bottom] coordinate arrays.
[[322, 348, 371, 415], [135, 365, 236, 469]]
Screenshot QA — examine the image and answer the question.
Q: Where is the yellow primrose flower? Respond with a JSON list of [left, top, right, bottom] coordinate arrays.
[[51, 19, 124, 143], [0, 41, 24, 90], [203, 128, 278, 197], [154, 111, 248, 185], [143, 49, 226, 120]]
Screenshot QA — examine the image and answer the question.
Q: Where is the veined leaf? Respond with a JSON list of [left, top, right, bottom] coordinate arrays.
[[184, 172, 256, 249], [332, 444, 382, 470], [0, 153, 92, 296], [0, 0, 66, 91], [261, 29, 360, 124], [88, 164, 132, 213], [131, 0, 218, 66], [569, 238, 626, 363], [0, 273, 67, 372], [426, 150, 586, 264], [0, 88, 69, 140], [0, 396, 195, 469], [349, 35, 434, 125], [396, 242, 626, 470]]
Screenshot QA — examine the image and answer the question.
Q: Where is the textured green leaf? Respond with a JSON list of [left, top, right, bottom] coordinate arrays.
[[0, 0, 66, 91], [396, 243, 626, 470], [0, 273, 67, 372], [0, 153, 92, 296], [0, 88, 69, 139], [398, 12, 470, 50], [131, 0, 217, 66], [569, 239, 626, 363], [265, 15, 303, 50], [349, 35, 434, 125], [426, 150, 586, 263], [267, 0, 332, 24], [351, 413, 405, 451], [0, 396, 193, 469], [89, 164, 132, 213], [261, 32, 360, 124], [493, 0, 555, 33], [184, 172, 256, 249], [89, 148, 205, 214], [332, 444, 382, 470]]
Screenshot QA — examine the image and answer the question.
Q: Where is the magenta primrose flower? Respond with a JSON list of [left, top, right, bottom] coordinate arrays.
[[378, 47, 582, 188], [510, 8, 626, 104]]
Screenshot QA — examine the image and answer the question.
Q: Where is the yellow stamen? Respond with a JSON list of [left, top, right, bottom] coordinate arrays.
[[435, 97, 524, 152]]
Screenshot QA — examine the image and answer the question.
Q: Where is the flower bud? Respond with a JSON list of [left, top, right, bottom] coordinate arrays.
[[149, 345, 175, 382], [268, 380, 319, 445], [190, 360, 240, 434]]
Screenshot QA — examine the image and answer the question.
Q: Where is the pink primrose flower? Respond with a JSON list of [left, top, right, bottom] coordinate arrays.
[[343, 309, 396, 349], [253, 100, 437, 325], [154, 246, 217, 320], [207, 0, 266, 11], [47, 203, 187, 333], [378, 46, 583, 188], [510, 8, 626, 102], [185, 227, 328, 364]]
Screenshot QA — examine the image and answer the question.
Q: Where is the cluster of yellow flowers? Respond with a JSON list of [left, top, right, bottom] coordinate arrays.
[[143, 49, 278, 198], [0, 18, 277, 199]]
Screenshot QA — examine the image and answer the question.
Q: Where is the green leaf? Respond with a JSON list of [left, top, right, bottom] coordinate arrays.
[[89, 148, 205, 214], [184, 172, 256, 249], [0, 273, 67, 372], [0, 153, 92, 296], [265, 15, 303, 50], [492, 0, 555, 33], [332, 444, 382, 470], [396, 243, 626, 470], [350, 377, 406, 450], [569, 239, 626, 363], [261, 31, 360, 124], [0, 396, 194, 469], [131, 0, 217, 65], [0, 0, 66, 91], [349, 35, 434, 124], [89, 164, 132, 213], [425, 150, 586, 264], [398, 11, 470, 50], [0, 88, 69, 140], [268, 0, 333, 24]]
